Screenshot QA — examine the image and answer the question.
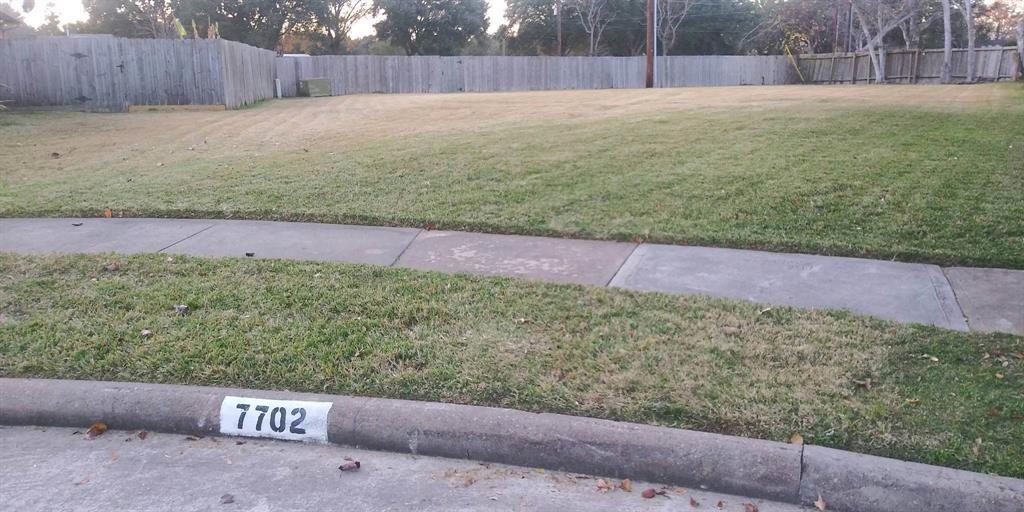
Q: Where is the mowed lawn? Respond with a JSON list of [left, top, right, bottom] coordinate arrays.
[[0, 253, 1020, 477], [1, 84, 1021, 268]]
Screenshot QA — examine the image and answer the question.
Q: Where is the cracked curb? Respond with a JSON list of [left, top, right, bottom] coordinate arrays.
[[1, 378, 1021, 511]]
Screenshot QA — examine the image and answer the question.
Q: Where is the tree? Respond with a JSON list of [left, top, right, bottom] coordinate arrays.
[[373, 0, 489, 55], [304, 0, 373, 54], [1017, 15, 1023, 79], [940, 0, 952, 82], [173, 0, 312, 50], [656, 0, 696, 55], [569, 0, 615, 55], [37, 1, 62, 35], [898, 0, 942, 49], [962, 0, 975, 81], [79, 0, 179, 38], [851, 0, 919, 83], [977, 1, 1021, 45], [502, 0, 560, 55]]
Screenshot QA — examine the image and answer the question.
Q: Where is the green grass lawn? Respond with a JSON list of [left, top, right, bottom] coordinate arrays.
[[1, 84, 1022, 268], [1, 253, 1020, 477]]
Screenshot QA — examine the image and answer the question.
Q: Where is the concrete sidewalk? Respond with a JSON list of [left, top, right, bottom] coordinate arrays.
[[1, 217, 1021, 334], [1, 426, 807, 512]]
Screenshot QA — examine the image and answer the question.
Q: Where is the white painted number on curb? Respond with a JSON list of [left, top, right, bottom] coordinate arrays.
[[220, 396, 332, 443]]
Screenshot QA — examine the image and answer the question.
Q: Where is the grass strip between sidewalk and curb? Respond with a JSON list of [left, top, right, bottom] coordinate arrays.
[[0, 252, 1021, 478]]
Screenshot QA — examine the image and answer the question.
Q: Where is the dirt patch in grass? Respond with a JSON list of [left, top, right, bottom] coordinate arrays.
[[1, 252, 1020, 477], [1, 84, 1021, 267]]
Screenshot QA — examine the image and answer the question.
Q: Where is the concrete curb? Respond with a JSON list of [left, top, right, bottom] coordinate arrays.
[[2, 378, 1021, 511]]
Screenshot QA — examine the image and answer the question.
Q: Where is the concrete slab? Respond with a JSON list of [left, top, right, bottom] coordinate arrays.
[[943, 267, 1024, 335], [610, 245, 969, 330], [163, 220, 421, 266], [396, 230, 637, 286], [0, 426, 808, 512], [0, 218, 214, 254]]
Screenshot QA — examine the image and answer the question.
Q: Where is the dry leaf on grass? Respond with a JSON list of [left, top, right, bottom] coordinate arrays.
[[789, 433, 804, 445], [102, 208, 112, 218]]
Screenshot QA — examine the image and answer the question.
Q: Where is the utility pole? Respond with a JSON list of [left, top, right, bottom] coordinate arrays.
[[556, 0, 563, 56], [646, 0, 653, 87]]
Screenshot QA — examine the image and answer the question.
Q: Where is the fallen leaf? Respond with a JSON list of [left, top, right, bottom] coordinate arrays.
[[641, 488, 657, 499], [85, 422, 108, 439], [619, 479, 632, 492], [853, 378, 872, 389], [690, 496, 700, 507], [789, 433, 804, 445], [220, 494, 234, 504], [596, 479, 614, 493], [184, 436, 200, 441], [245, 252, 255, 257], [140, 329, 153, 338], [996, 373, 1005, 380], [716, 501, 726, 509], [905, 398, 920, 406], [743, 503, 759, 512], [74, 476, 90, 486], [102, 208, 112, 218], [71, 222, 83, 227], [51, 152, 61, 159], [137, 431, 148, 440], [814, 493, 827, 510], [235, 441, 246, 445], [109, 452, 119, 462], [174, 304, 190, 316], [338, 460, 361, 471]]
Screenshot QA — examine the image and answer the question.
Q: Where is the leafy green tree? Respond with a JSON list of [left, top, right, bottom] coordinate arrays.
[[173, 0, 311, 49], [74, 0, 178, 38], [36, 2, 62, 34], [302, 0, 373, 54], [373, 0, 489, 55]]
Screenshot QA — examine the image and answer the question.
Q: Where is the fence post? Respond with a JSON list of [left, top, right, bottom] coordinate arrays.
[[911, 49, 920, 83], [849, 53, 858, 84], [995, 47, 1004, 81]]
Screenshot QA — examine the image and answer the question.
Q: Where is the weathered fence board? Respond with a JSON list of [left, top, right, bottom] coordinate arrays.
[[276, 54, 795, 97], [0, 36, 274, 111], [798, 47, 1019, 84]]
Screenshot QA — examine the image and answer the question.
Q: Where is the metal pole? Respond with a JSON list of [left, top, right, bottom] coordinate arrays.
[[645, 0, 653, 87]]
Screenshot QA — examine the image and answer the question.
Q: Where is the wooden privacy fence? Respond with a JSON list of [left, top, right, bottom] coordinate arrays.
[[0, 35, 275, 111], [2, 36, 1018, 111], [797, 47, 1019, 84], [275, 55, 796, 97]]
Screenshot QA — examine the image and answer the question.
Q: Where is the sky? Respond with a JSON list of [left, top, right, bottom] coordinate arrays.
[[13, 0, 510, 38]]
